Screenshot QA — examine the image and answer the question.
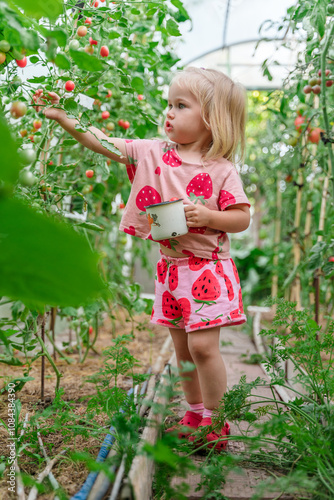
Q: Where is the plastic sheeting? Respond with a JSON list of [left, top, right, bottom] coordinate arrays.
[[175, 0, 298, 89]]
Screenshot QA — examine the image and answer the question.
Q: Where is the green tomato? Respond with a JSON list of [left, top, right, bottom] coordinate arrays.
[[19, 170, 37, 187], [2, 96, 10, 105], [69, 39, 80, 50], [327, 4, 334, 15], [33, 135, 42, 145], [0, 40, 10, 52], [18, 148, 37, 166]]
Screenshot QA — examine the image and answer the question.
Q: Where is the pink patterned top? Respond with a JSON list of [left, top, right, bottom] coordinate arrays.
[[119, 139, 250, 260]]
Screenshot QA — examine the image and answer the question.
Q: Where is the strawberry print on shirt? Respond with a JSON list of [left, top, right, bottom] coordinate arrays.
[[119, 139, 250, 260]]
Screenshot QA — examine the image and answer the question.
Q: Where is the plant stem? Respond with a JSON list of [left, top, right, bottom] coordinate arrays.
[[44, 330, 74, 364], [34, 320, 63, 394]]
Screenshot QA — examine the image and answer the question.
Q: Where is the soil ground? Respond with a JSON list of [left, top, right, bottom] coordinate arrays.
[[0, 311, 171, 499]]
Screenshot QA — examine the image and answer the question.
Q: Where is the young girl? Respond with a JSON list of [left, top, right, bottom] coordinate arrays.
[[32, 67, 250, 451]]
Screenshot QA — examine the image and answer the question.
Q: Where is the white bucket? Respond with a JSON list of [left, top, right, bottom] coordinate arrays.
[[145, 198, 188, 240]]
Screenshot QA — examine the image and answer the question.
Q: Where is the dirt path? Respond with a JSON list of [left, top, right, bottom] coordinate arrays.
[[169, 327, 294, 500], [0, 311, 171, 499]]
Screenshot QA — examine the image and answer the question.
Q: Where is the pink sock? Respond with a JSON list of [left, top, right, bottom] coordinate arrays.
[[188, 402, 204, 415], [203, 408, 213, 419]]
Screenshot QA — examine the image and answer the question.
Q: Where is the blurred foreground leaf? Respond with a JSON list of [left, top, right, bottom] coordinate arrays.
[[0, 198, 105, 309], [8, 0, 63, 20], [0, 114, 20, 186]]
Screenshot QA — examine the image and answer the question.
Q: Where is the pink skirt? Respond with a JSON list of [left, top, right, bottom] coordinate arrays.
[[151, 254, 246, 333]]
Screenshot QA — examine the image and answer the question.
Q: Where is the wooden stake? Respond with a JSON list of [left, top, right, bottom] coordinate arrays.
[[271, 175, 282, 302], [49, 307, 57, 361]]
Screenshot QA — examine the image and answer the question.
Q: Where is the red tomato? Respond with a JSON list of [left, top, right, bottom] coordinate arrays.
[[122, 120, 130, 129], [101, 110, 110, 119], [88, 326, 94, 334], [85, 169, 94, 178], [329, 256, 334, 263], [294, 115, 305, 132], [84, 17, 92, 24], [106, 90, 112, 98], [137, 94, 144, 100], [94, 0, 99, 6], [10, 101, 27, 118], [16, 56, 27, 68], [100, 46, 109, 57], [308, 128, 322, 144], [0, 52, 6, 64], [33, 119, 42, 130], [119, 202, 125, 209], [89, 37, 98, 45], [77, 26, 88, 37], [65, 80, 75, 92], [312, 85, 321, 94], [118, 119, 125, 127], [318, 69, 331, 76]]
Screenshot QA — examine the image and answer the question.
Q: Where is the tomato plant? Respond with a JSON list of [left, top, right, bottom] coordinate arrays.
[[239, 0, 334, 319], [0, 0, 189, 385]]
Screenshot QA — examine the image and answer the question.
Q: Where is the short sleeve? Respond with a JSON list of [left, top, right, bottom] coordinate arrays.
[[124, 139, 155, 184], [218, 167, 250, 211]]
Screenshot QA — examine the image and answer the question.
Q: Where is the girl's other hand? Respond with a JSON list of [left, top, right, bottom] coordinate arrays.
[[31, 89, 65, 121], [184, 203, 211, 227]]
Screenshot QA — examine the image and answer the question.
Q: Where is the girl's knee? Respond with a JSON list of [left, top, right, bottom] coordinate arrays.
[[188, 336, 217, 363]]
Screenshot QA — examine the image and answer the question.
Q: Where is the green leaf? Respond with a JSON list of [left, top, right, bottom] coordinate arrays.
[[131, 76, 145, 93], [314, 4, 326, 37], [38, 27, 67, 47], [54, 52, 71, 70], [69, 49, 105, 72], [64, 98, 78, 113], [74, 222, 105, 232], [9, 0, 63, 20], [62, 139, 78, 146], [108, 31, 121, 40], [0, 113, 21, 185], [99, 139, 123, 157], [0, 197, 105, 309], [74, 124, 87, 133], [166, 18, 181, 36], [27, 76, 46, 84]]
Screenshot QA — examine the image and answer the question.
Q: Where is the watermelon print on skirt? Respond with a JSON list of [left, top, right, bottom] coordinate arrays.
[[151, 254, 246, 332]]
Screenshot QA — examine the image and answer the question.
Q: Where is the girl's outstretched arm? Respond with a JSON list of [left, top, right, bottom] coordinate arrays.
[[184, 203, 250, 233], [32, 89, 129, 164]]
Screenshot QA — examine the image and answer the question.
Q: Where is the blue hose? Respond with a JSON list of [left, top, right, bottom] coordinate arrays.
[[71, 388, 134, 500]]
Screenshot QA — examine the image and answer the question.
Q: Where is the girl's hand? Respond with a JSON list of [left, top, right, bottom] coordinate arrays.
[[184, 203, 211, 228], [31, 89, 66, 121]]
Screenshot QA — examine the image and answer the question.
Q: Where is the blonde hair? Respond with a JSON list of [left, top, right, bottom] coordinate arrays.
[[170, 67, 247, 164]]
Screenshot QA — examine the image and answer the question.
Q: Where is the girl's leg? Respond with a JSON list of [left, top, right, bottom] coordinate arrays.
[[169, 327, 202, 405], [187, 326, 227, 410]]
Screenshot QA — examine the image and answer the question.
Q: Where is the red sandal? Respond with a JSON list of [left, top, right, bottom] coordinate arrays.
[[189, 417, 230, 451], [165, 411, 203, 439]]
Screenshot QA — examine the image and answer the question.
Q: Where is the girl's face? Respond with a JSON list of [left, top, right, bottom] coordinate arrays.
[[164, 81, 212, 150]]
